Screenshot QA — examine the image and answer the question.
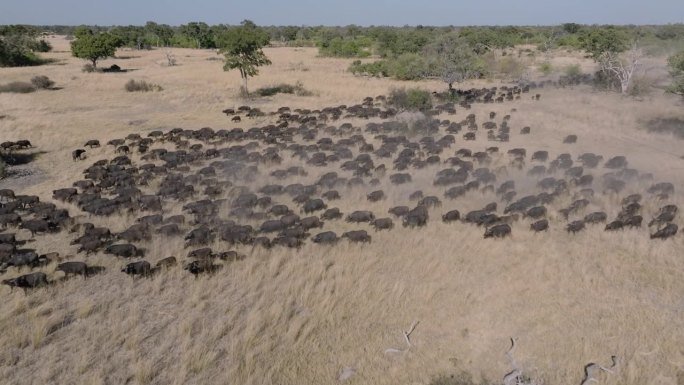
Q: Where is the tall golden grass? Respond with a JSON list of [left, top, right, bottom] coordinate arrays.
[[0, 36, 683, 385]]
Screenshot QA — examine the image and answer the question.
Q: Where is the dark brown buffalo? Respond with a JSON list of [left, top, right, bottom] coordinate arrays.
[[313, 231, 338, 244], [3, 272, 48, 291], [122, 260, 152, 276], [105, 244, 144, 258], [651, 224, 678, 240], [530, 219, 549, 232], [342, 230, 371, 243], [183, 259, 223, 276], [484, 224, 511, 238], [56, 261, 89, 278], [72, 149, 86, 161], [156, 256, 177, 269], [371, 218, 394, 231], [566, 221, 585, 234]]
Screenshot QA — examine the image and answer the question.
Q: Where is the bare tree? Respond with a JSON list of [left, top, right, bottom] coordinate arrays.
[[598, 42, 643, 94], [163, 48, 177, 67], [540, 27, 562, 61]]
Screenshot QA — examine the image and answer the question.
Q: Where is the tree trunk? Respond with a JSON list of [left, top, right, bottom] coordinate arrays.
[[621, 80, 629, 94], [92, 58, 97, 68], [242, 75, 249, 95]]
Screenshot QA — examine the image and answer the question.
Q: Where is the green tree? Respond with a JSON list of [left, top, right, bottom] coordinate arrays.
[[562, 23, 582, 34], [217, 20, 271, 94], [70, 27, 122, 67], [578, 27, 628, 60], [179, 22, 213, 49], [144, 21, 174, 47], [427, 33, 481, 91], [667, 51, 684, 96]]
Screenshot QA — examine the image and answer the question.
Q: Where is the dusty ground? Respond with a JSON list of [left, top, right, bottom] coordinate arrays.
[[1, 36, 684, 385]]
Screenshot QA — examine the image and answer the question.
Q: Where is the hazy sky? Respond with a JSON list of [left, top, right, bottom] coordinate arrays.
[[1, 0, 682, 26]]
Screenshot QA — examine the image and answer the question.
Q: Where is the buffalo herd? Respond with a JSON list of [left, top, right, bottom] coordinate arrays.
[[0, 83, 680, 292]]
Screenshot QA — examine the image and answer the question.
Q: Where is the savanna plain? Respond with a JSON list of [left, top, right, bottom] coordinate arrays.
[[1, 35, 684, 385]]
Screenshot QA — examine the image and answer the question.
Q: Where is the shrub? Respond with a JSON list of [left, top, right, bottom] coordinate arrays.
[[82, 63, 95, 72], [495, 56, 526, 80], [389, 53, 430, 80], [667, 51, 684, 96], [538, 61, 553, 75], [318, 37, 371, 58], [645, 117, 684, 139], [255, 81, 312, 97], [564, 64, 582, 79], [0, 81, 36, 93], [30, 75, 54, 89], [124, 79, 162, 92], [627, 75, 655, 97], [593, 69, 621, 91], [348, 60, 390, 77], [34, 39, 52, 52], [388, 87, 433, 112]]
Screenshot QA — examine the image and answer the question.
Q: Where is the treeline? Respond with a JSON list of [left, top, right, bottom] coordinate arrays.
[[21, 22, 684, 52]]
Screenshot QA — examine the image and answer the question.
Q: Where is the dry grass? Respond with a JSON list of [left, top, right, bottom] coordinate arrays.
[[0, 36, 684, 385]]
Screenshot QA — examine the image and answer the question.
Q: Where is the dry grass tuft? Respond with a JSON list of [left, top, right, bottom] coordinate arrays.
[[125, 79, 163, 92]]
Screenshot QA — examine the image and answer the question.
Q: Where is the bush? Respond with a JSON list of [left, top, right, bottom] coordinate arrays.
[[348, 60, 390, 77], [564, 64, 582, 78], [30, 75, 54, 89], [388, 87, 433, 112], [538, 61, 553, 75], [0, 81, 36, 93], [124, 79, 162, 92], [627, 75, 655, 97], [495, 56, 526, 80], [593, 69, 621, 91], [318, 37, 371, 58], [255, 81, 312, 97], [558, 64, 591, 86], [645, 117, 684, 139], [82, 63, 95, 72], [390, 53, 430, 80], [667, 51, 684, 96], [34, 39, 52, 52]]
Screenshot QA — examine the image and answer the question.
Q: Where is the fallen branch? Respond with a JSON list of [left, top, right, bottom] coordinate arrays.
[[384, 320, 420, 355], [503, 338, 522, 385]]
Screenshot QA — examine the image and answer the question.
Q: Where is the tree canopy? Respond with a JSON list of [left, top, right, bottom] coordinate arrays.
[[427, 33, 481, 90], [217, 20, 271, 94], [70, 27, 122, 67], [578, 27, 629, 60]]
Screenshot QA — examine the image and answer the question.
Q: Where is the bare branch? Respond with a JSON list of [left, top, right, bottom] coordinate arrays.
[[403, 320, 419, 347], [384, 320, 420, 355]]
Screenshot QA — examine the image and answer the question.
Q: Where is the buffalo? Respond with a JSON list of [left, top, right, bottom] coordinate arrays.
[[122, 261, 152, 276], [484, 224, 511, 238], [3, 272, 48, 291], [56, 261, 89, 278]]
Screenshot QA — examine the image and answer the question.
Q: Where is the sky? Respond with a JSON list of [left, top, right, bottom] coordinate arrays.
[[1, 0, 683, 26]]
